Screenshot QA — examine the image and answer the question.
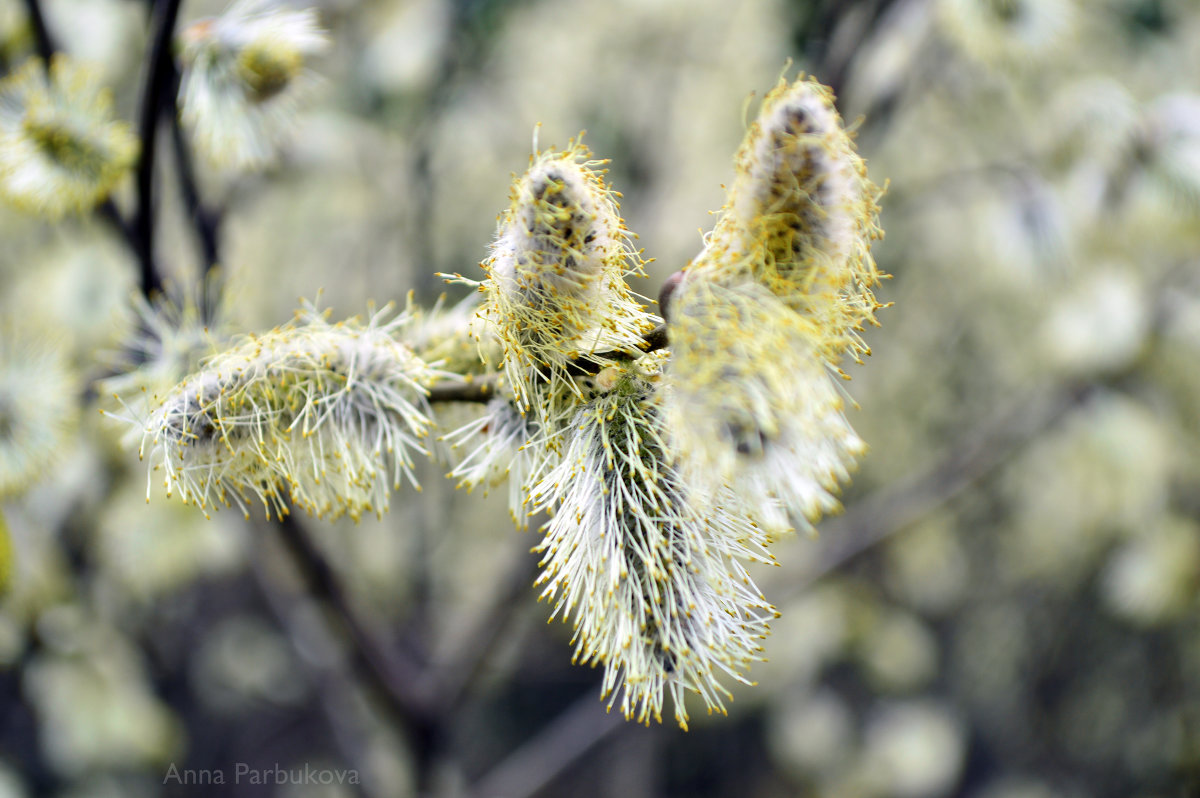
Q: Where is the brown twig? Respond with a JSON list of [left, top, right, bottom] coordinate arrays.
[[265, 513, 438, 724], [249, 548, 382, 798], [428, 375, 499, 404], [436, 541, 541, 717], [777, 379, 1096, 601], [467, 690, 627, 798], [131, 0, 184, 300], [19, 0, 54, 65]]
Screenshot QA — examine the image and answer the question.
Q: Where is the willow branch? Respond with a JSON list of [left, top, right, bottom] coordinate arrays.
[[20, 0, 54, 64], [467, 691, 626, 798], [132, 0, 184, 299], [266, 514, 437, 725], [168, 98, 225, 321], [775, 379, 1096, 603], [437, 543, 540, 716], [427, 375, 498, 404], [249, 551, 382, 798]]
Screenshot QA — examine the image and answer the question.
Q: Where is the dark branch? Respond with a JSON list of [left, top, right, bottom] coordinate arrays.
[[132, 0, 184, 300], [427, 375, 498, 404], [20, 0, 55, 64], [268, 513, 437, 725], [426, 323, 667, 404], [437, 545, 540, 716], [468, 690, 626, 798], [539, 324, 671, 380], [169, 97, 223, 321]]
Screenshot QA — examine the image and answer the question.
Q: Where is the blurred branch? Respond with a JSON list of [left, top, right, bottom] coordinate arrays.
[[169, 88, 224, 321], [779, 379, 1097, 601], [264, 514, 438, 724], [20, 0, 54, 64], [249, 551, 383, 798], [467, 690, 626, 798], [132, 0, 184, 300], [428, 375, 498, 404], [881, 161, 1043, 215], [815, 0, 905, 100], [436, 541, 540, 716]]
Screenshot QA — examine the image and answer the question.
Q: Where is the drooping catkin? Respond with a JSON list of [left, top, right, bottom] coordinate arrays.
[[138, 303, 448, 521], [530, 366, 775, 729], [442, 396, 553, 528]]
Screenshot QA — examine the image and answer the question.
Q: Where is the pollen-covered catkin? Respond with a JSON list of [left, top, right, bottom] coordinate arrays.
[[479, 141, 658, 424], [0, 57, 138, 218], [706, 75, 884, 370], [661, 75, 884, 538], [442, 396, 552, 528], [663, 274, 865, 538], [139, 303, 449, 521], [531, 365, 775, 728]]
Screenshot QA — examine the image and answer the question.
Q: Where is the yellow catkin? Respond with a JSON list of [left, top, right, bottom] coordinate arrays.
[[698, 75, 885, 370], [478, 139, 658, 425]]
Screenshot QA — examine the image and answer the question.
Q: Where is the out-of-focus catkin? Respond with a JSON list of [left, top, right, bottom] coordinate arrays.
[[662, 75, 884, 538], [704, 76, 885, 370]]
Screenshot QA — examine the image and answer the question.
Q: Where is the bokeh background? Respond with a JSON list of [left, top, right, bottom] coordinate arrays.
[[1, 0, 1200, 796]]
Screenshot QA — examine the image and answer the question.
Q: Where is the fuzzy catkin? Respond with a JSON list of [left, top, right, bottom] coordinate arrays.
[[0, 57, 138, 218], [706, 75, 884, 370], [0, 331, 78, 498], [531, 366, 775, 728], [479, 141, 658, 424], [661, 75, 883, 538], [178, 0, 327, 170], [140, 304, 446, 521], [664, 275, 865, 537]]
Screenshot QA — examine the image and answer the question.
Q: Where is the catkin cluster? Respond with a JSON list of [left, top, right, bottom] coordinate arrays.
[[129, 72, 884, 729]]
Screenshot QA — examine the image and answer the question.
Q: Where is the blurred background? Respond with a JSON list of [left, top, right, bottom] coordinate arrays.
[[1, 0, 1200, 796]]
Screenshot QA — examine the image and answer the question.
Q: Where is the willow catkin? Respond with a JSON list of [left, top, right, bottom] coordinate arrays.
[[479, 141, 658, 424], [178, 0, 328, 170], [709, 75, 884, 370], [138, 303, 446, 521], [530, 364, 775, 728], [664, 274, 865, 538], [662, 75, 883, 537], [0, 57, 138, 219]]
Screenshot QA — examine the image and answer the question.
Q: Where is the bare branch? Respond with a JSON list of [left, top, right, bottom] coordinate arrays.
[[264, 513, 438, 725], [777, 379, 1096, 601], [132, 0, 184, 300], [467, 691, 626, 798]]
